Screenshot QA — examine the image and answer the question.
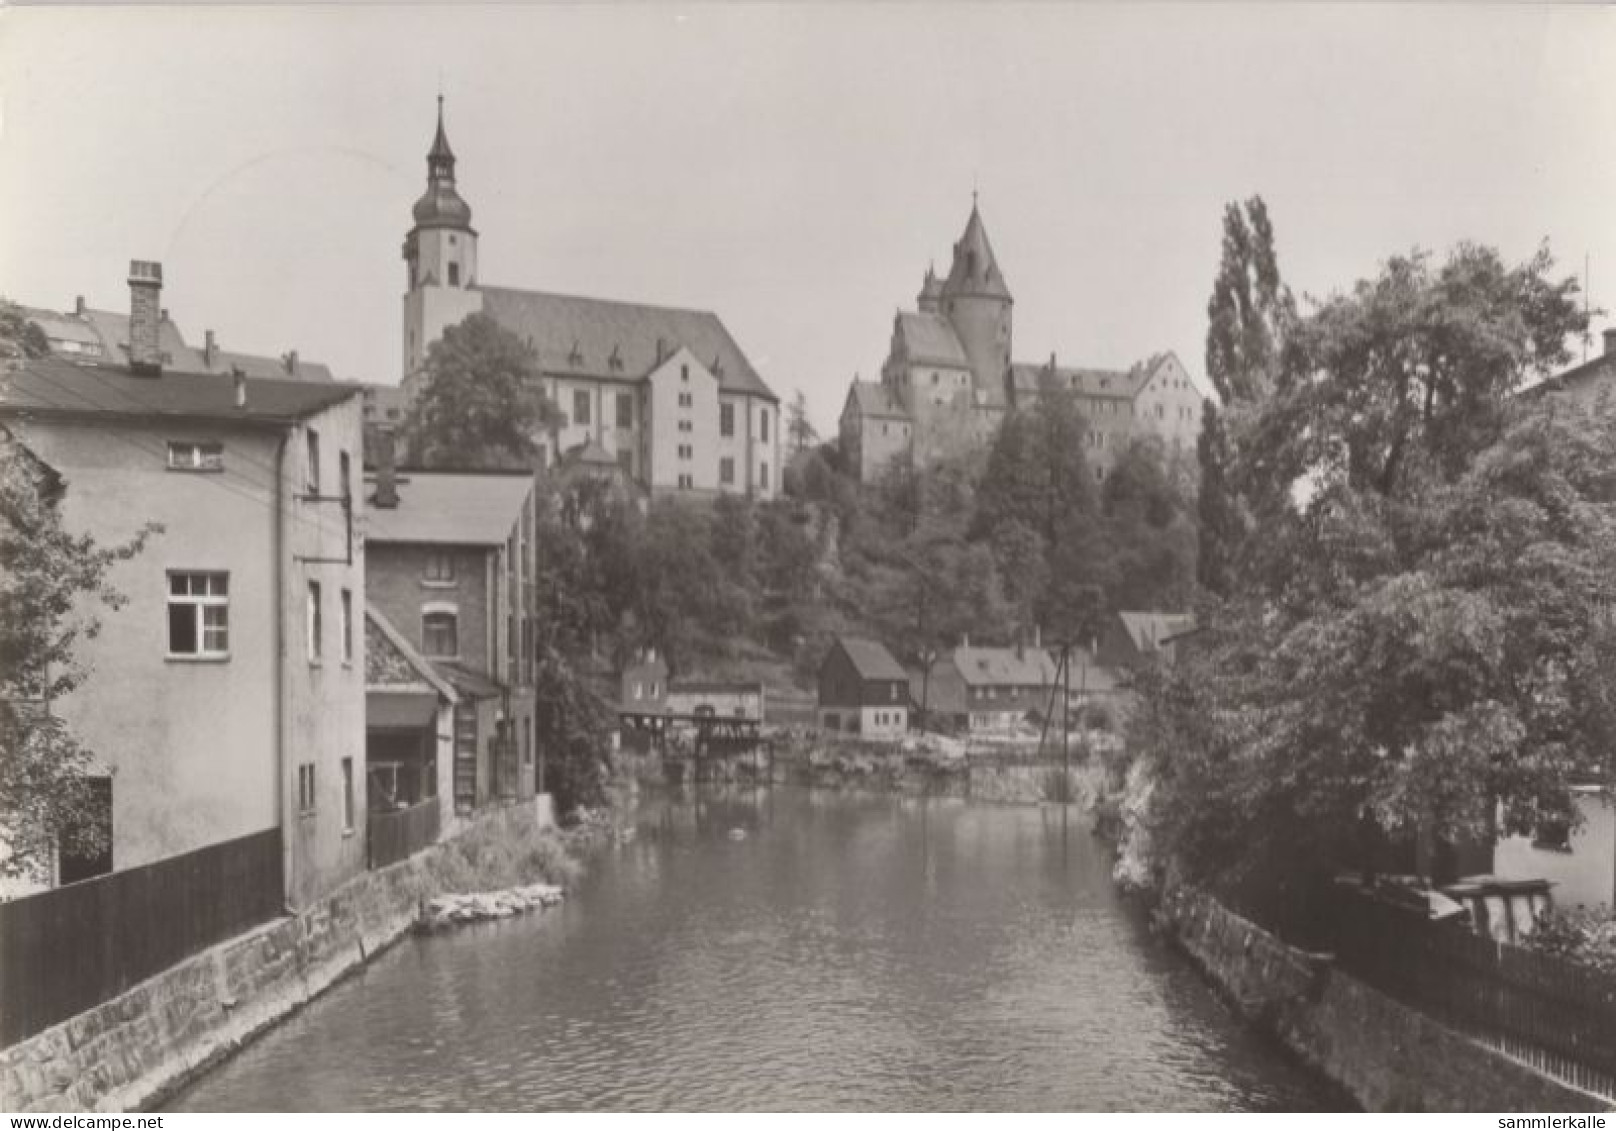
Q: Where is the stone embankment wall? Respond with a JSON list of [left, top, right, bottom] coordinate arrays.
[[1158, 884, 1612, 1113], [0, 801, 554, 1114]]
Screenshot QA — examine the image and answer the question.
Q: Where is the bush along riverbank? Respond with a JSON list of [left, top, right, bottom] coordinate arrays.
[[0, 800, 592, 1114]]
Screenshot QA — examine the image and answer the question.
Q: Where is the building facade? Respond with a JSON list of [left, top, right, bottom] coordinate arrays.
[[911, 644, 1060, 735], [396, 100, 781, 498], [816, 637, 910, 738], [840, 200, 1207, 481], [363, 460, 540, 813], [1, 263, 366, 909]]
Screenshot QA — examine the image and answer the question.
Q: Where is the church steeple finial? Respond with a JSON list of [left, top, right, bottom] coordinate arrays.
[[410, 95, 473, 232], [428, 94, 456, 180]]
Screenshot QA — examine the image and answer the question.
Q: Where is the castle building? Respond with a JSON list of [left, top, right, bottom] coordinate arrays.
[[398, 101, 781, 499], [839, 199, 1205, 482]]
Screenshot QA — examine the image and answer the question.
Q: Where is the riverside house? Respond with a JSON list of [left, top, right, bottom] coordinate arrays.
[[363, 447, 541, 816], [816, 637, 910, 738], [0, 261, 368, 912], [912, 643, 1059, 735]]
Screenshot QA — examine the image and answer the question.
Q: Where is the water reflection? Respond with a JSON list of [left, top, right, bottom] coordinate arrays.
[[166, 787, 1340, 1112]]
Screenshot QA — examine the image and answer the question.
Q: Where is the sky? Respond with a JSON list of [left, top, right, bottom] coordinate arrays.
[[0, 3, 1612, 436]]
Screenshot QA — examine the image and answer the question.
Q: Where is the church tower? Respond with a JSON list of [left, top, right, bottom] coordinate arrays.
[[402, 97, 484, 379], [939, 197, 1013, 394]]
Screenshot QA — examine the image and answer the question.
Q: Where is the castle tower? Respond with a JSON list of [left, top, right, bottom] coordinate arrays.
[[917, 264, 943, 315], [402, 96, 484, 379], [939, 197, 1013, 393]]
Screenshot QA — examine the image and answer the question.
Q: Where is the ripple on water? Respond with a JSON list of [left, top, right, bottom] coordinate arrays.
[[165, 789, 1341, 1112]]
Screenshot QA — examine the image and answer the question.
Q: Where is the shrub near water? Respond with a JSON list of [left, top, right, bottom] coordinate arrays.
[[422, 818, 583, 898]]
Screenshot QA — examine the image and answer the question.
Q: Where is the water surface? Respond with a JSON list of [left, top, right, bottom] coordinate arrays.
[[166, 788, 1340, 1111]]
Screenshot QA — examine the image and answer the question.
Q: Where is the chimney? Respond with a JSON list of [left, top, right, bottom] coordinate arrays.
[[232, 366, 247, 409], [655, 337, 666, 364], [73, 295, 86, 317], [373, 428, 399, 509], [204, 329, 218, 367], [1604, 328, 1616, 358], [282, 349, 299, 376], [127, 260, 163, 376]]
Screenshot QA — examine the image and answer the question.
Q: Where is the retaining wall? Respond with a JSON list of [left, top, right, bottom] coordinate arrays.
[[1158, 884, 1613, 1112], [0, 800, 552, 1113]]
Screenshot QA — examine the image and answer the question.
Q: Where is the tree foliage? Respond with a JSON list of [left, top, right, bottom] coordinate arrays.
[[1130, 239, 1604, 893], [401, 313, 559, 469], [0, 420, 156, 880]]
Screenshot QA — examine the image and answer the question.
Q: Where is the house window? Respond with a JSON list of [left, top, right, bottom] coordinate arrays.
[[166, 441, 223, 471], [720, 457, 735, 485], [340, 588, 353, 664], [616, 393, 633, 428], [57, 776, 112, 885], [167, 572, 229, 658], [448, 262, 460, 287], [759, 462, 769, 489], [306, 430, 321, 495], [760, 410, 769, 443], [678, 392, 693, 408], [424, 551, 456, 584], [720, 403, 734, 437], [297, 763, 316, 815], [678, 420, 693, 433], [341, 757, 355, 833], [573, 389, 591, 427], [307, 581, 323, 662], [678, 473, 693, 489], [681, 364, 689, 382], [678, 444, 692, 460], [423, 610, 458, 657], [339, 451, 352, 502]]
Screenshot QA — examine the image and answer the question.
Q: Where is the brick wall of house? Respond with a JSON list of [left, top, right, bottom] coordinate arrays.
[[365, 545, 492, 672]]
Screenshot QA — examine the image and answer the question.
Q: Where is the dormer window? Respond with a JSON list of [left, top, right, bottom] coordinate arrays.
[[609, 346, 623, 372]]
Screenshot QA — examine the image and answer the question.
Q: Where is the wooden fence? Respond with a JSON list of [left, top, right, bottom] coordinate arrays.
[[0, 828, 283, 1049], [1329, 890, 1616, 1100], [367, 798, 441, 870]]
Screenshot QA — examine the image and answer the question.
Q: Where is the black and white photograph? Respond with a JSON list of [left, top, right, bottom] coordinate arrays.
[[0, 1, 1613, 1115]]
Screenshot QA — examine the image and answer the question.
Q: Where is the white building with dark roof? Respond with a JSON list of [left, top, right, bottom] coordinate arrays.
[[398, 100, 781, 499], [840, 199, 1207, 480]]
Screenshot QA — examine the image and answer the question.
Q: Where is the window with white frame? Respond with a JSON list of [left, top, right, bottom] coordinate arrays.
[[424, 551, 456, 584], [340, 588, 353, 664], [167, 572, 229, 657], [720, 457, 735, 485], [307, 581, 322, 662], [306, 430, 321, 495], [720, 403, 734, 437], [341, 757, 355, 833], [423, 608, 458, 657], [166, 441, 223, 471], [297, 763, 316, 815]]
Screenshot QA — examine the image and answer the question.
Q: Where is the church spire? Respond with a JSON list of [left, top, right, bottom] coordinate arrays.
[[411, 96, 473, 232]]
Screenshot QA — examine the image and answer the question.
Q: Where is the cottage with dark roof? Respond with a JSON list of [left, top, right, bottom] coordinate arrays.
[[817, 637, 910, 738], [0, 264, 366, 912], [840, 198, 1207, 480], [912, 641, 1060, 735], [398, 98, 781, 499]]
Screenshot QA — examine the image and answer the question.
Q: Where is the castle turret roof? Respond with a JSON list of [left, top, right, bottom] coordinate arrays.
[[942, 199, 1011, 301]]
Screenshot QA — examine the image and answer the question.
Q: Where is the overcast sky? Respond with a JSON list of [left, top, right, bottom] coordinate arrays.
[[1, 3, 1611, 433]]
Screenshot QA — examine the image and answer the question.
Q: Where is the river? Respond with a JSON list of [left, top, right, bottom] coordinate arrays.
[[164, 787, 1341, 1111]]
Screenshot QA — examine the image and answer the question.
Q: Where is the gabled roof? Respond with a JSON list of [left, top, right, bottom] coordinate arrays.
[[833, 637, 908, 682], [894, 312, 969, 368], [952, 645, 1057, 687], [1008, 361, 1144, 400], [479, 286, 776, 401], [1117, 611, 1197, 654], [365, 603, 459, 703], [362, 469, 533, 546], [0, 353, 357, 425], [941, 201, 1012, 301], [23, 304, 335, 382], [845, 381, 909, 420]]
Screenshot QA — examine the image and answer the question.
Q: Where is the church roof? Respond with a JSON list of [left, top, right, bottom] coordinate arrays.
[[845, 380, 909, 419], [480, 286, 777, 402], [412, 98, 474, 232], [941, 201, 1012, 301], [894, 312, 969, 368]]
